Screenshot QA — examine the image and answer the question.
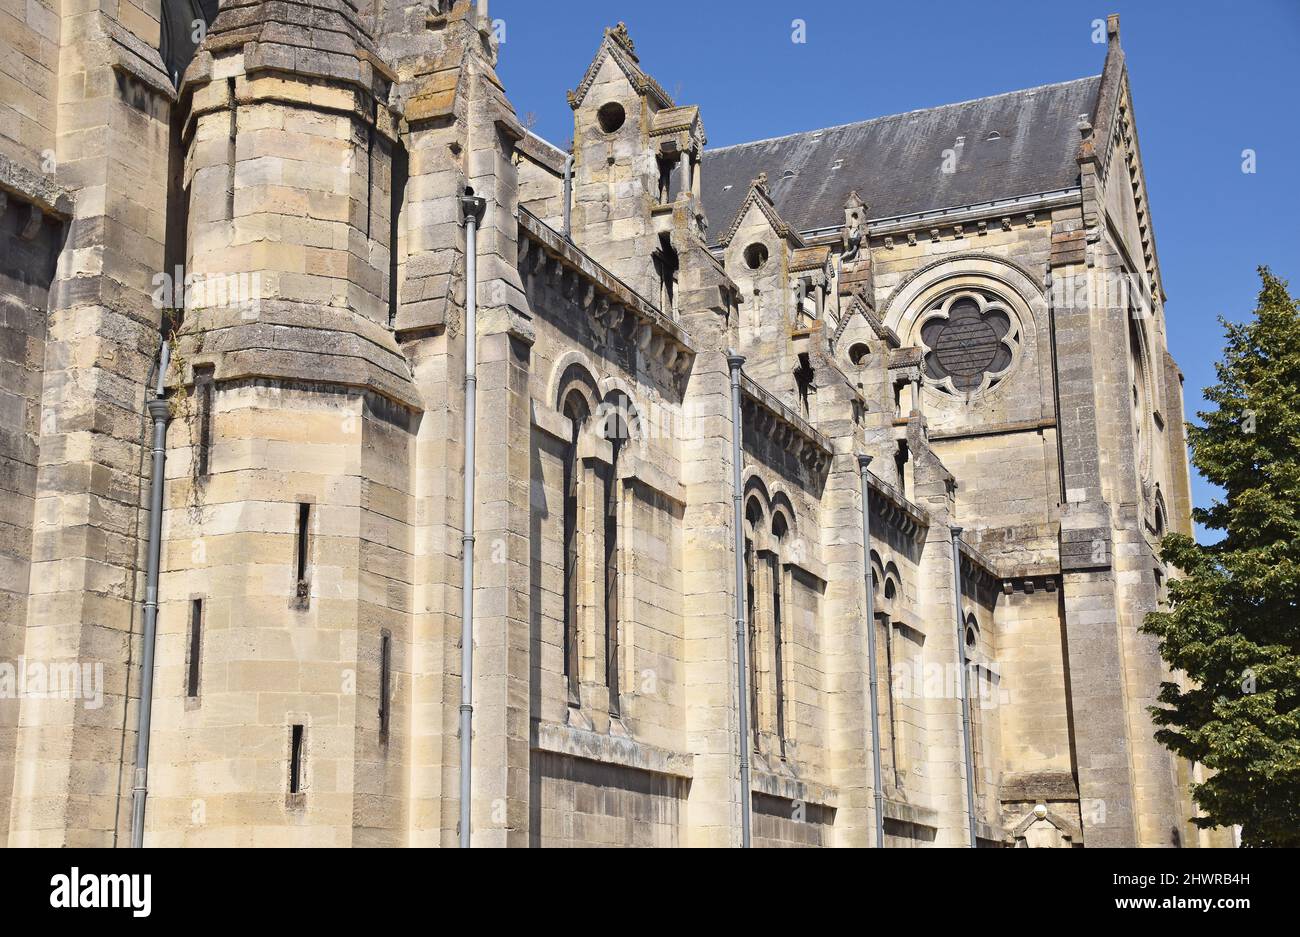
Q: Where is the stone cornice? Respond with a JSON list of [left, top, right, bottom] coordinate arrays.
[[518, 207, 695, 379], [103, 18, 176, 99], [959, 539, 1001, 591], [800, 188, 1082, 245], [864, 470, 929, 544], [738, 373, 833, 472]]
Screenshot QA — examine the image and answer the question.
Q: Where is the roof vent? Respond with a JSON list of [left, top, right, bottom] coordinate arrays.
[[782, 169, 796, 178], [987, 131, 1001, 141], [832, 158, 844, 170]]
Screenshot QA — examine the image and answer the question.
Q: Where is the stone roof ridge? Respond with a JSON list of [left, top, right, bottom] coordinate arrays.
[[520, 130, 570, 168], [707, 75, 1102, 155]]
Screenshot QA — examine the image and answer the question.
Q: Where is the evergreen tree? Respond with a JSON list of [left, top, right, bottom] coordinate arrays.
[[1144, 267, 1300, 846]]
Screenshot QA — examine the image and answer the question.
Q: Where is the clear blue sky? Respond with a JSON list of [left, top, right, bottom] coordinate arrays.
[[495, 0, 1300, 543]]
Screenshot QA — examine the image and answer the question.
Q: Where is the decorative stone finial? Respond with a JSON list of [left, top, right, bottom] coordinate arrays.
[[751, 171, 770, 197], [1107, 13, 1120, 44], [609, 22, 636, 55]]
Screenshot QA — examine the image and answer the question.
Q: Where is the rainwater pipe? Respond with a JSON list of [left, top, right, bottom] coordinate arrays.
[[131, 340, 171, 848], [726, 352, 752, 848], [951, 525, 978, 848], [858, 455, 886, 848], [457, 189, 486, 848]]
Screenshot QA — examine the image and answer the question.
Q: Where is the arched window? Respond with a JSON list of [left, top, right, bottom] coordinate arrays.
[[600, 401, 629, 717], [965, 613, 983, 799], [879, 567, 903, 785], [561, 390, 590, 706], [771, 511, 789, 753], [744, 497, 764, 751], [1153, 489, 1168, 539]]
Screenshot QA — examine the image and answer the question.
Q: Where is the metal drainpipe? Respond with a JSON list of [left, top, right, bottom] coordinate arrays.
[[726, 352, 752, 848], [562, 154, 573, 241], [458, 189, 486, 848], [131, 340, 171, 848], [858, 455, 886, 848], [951, 525, 978, 848]]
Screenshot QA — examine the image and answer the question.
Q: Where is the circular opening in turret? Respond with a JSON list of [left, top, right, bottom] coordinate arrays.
[[743, 243, 769, 270], [848, 342, 870, 367], [597, 102, 626, 134]]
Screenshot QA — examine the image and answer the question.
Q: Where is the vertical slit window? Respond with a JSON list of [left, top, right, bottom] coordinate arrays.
[[388, 137, 408, 327], [195, 366, 214, 476], [379, 631, 391, 745], [226, 77, 237, 222], [364, 120, 375, 240], [186, 598, 203, 699], [295, 503, 311, 601], [289, 724, 305, 795]]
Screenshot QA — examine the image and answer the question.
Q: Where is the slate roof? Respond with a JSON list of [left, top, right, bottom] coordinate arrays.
[[701, 76, 1102, 244]]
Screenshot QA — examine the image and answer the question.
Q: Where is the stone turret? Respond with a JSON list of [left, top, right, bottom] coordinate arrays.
[[567, 23, 706, 307], [143, 0, 421, 845]]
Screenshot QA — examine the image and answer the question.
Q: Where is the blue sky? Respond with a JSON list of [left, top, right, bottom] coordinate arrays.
[[495, 0, 1300, 542]]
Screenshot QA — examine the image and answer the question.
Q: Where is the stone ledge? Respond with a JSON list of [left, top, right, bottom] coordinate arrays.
[[1000, 770, 1080, 803], [751, 767, 837, 809], [883, 797, 938, 829], [0, 155, 74, 219], [533, 720, 693, 780], [620, 449, 686, 507], [929, 416, 1057, 442]]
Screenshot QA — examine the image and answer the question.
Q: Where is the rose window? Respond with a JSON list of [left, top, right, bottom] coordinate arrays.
[[918, 291, 1020, 396]]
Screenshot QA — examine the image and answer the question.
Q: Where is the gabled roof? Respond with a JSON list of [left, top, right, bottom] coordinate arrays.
[[568, 22, 675, 111], [717, 173, 804, 249], [702, 76, 1101, 244]]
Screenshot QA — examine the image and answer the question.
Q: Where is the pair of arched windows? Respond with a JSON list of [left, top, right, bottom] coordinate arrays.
[[559, 372, 635, 716], [743, 493, 793, 756]]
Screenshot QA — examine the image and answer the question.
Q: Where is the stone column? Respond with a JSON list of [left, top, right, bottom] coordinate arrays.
[[676, 248, 744, 847], [461, 55, 533, 848]]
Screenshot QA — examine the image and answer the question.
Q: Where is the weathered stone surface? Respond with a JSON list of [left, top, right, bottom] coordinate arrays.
[[0, 6, 1224, 848]]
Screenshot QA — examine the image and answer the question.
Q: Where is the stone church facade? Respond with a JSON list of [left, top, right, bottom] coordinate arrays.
[[0, 1, 1227, 846]]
